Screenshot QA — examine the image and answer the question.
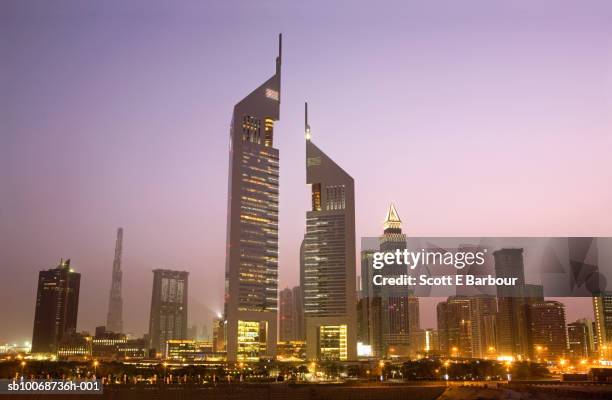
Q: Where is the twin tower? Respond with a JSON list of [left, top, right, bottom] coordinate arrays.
[[224, 34, 357, 362]]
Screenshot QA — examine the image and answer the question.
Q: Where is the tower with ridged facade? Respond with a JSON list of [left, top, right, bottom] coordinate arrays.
[[224, 35, 282, 362], [303, 102, 357, 361]]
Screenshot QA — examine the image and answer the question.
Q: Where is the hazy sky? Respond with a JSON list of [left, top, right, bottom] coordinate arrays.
[[2, 0, 612, 343]]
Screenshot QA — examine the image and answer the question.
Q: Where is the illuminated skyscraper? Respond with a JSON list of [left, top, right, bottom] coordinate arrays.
[[303, 103, 357, 361], [224, 35, 282, 362], [148, 269, 188, 357], [437, 296, 472, 358], [593, 293, 612, 359], [528, 301, 568, 360], [568, 319, 594, 359], [31, 259, 81, 354], [379, 205, 419, 357], [469, 295, 497, 359], [106, 227, 124, 333]]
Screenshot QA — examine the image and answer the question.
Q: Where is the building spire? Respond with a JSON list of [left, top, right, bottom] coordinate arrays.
[[276, 33, 282, 76], [106, 227, 124, 333], [305, 102, 311, 140], [383, 203, 402, 233]]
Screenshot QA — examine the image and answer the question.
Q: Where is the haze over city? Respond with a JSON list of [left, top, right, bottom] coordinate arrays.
[[2, 0, 612, 344]]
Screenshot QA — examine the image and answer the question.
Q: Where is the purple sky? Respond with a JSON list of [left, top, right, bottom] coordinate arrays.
[[2, 0, 612, 343]]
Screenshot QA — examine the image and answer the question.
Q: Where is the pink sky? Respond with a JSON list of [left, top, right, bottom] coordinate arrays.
[[1, 0, 612, 342]]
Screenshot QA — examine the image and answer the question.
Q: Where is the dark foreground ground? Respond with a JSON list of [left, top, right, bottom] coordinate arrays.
[[2, 382, 612, 400]]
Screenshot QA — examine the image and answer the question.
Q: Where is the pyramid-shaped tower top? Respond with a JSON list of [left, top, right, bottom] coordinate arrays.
[[383, 203, 402, 233]]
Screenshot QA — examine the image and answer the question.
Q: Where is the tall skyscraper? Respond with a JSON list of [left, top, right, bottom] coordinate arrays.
[[378, 205, 419, 357], [148, 269, 189, 357], [106, 227, 124, 333], [568, 320, 594, 359], [437, 296, 472, 358], [31, 259, 81, 354], [528, 301, 568, 360], [593, 293, 612, 359], [279, 286, 304, 341], [223, 35, 282, 362], [494, 248, 543, 359], [469, 295, 497, 359], [303, 103, 357, 361], [292, 286, 305, 340], [279, 288, 294, 341], [358, 250, 376, 351]]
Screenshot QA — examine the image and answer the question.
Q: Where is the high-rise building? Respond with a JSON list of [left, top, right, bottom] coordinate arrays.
[[106, 228, 124, 333], [593, 293, 612, 359], [148, 269, 189, 357], [279, 288, 294, 341], [378, 205, 419, 357], [359, 250, 377, 352], [568, 320, 593, 359], [31, 259, 81, 354], [212, 315, 226, 353], [277, 285, 305, 342], [494, 249, 543, 359], [437, 296, 472, 358], [411, 329, 440, 355], [469, 295, 497, 359], [576, 317, 596, 357], [528, 301, 568, 360], [224, 35, 282, 362], [292, 286, 305, 340], [303, 103, 357, 361]]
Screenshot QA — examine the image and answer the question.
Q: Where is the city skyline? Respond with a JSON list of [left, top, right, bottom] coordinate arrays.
[[3, 0, 612, 343]]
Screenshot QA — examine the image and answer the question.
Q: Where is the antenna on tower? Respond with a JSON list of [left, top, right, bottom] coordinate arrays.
[[305, 102, 311, 140], [276, 33, 282, 75]]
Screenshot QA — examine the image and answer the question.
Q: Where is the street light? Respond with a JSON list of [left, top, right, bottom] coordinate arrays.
[[379, 360, 385, 382], [443, 361, 450, 383], [93, 360, 99, 377], [163, 362, 168, 384], [20, 361, 26, 378]]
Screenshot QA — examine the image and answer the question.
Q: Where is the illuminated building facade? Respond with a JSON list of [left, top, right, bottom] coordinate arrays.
[[56, 332, 92, 361], [224, 35, 282, 362], [568, 320, 592, 359], [469, 295, 497, 359], [593, 293, 612, 359], [303, 103, 357, 361], [379, 205, 419, 357], [166, 339, 197, 361], [31, 259, 81, 354], [212, 316, 226, 353], [437, 296, 472, 358], [92, 327, 127, 360], [528, 301, 568, 360], [148, 269, 189, 357]]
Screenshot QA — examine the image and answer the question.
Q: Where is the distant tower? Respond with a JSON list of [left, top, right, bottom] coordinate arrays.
[[224, 35, 282, 362], [279, 288, 294, 341], [148, 269, 189, 357], [31, 259, 81, 354], [379, 204, 419, 357], [106, 228, 124, 333], [303, 102, 357, 361]]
